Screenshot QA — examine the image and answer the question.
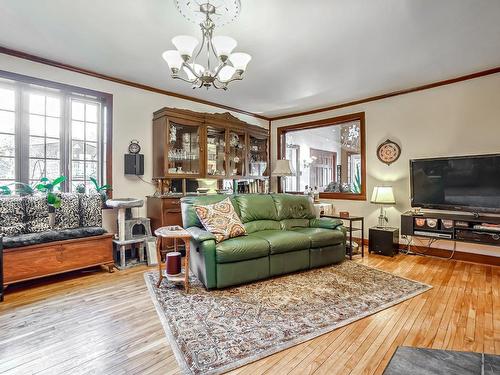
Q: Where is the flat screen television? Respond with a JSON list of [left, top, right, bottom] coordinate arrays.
[[410, 154, 500, 214]]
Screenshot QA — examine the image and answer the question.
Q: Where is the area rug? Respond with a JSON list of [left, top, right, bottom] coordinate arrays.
[[144, 261, 431, 375]]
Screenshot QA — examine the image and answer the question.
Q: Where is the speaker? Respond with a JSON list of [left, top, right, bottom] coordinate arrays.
[[124, 154, 144, 175], [400, 213, 414, 236]]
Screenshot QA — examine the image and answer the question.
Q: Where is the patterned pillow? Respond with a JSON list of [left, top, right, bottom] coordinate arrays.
[[80, 194, 102, 227], [0, 197, 24, 227], [194, 197, 246, 243], [54, 193, 80, 229], [23, 195, 50, 233]]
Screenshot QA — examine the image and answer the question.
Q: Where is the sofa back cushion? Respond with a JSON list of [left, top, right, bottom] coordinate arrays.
[[271, 194, 316, 220], [244, 220, 281, 234], [181, 195, 237, 228], [23, 195, 50, 233], [55, 193, 80, 229], [280, 218, 310, 230], [79, 194, 102, 227], [234, 194, 278, 223], [0, 197, 25, 236], [194, 197, 246, 243]]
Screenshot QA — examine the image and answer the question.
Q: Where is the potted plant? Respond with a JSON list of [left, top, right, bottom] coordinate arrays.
[[36, 176, 66, 212], [90, 177, 112, 206]]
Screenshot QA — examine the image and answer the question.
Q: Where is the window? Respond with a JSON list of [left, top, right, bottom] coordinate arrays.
[[278, 112, 366, 200], [0, 71, 112, 192]]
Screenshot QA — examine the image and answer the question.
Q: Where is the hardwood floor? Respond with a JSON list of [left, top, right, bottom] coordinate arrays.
[[0, 251, 498, 374]]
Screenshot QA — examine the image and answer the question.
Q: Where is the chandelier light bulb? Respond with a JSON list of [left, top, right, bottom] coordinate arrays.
[[162, 50, 184, 72], [172, 35, 199, 60], [212, 36, 237, 60], [229, 52, 252, 72]]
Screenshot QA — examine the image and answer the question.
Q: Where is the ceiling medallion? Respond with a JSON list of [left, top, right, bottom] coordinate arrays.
[[162, 0, 251, 90]]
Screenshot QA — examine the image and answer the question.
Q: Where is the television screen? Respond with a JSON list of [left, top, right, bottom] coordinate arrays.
[[410, 154, 500, 213]]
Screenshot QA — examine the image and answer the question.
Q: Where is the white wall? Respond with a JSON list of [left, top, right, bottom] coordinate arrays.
[[0, 53, 268, 232], [272, 73, 500, 257]]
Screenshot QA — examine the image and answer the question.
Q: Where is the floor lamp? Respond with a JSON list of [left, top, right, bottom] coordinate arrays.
[[272, 159, 294, 193]]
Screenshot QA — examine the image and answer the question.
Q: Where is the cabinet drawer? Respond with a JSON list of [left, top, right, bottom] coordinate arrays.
[[163, 199, 181, 209]]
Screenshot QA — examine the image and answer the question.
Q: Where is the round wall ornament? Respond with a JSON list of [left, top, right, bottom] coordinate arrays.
[[128, 140, 141, 154], [377, 139, 401, 165]]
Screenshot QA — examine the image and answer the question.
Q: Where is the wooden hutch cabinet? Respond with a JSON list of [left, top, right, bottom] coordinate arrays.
[[148, 107, 269, 242]]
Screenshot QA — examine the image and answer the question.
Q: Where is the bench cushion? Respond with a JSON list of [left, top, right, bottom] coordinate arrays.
[[2, 227, 106, 249]]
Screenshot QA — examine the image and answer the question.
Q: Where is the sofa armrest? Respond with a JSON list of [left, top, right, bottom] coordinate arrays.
[[185, 226, 216, 242], [309, 217, 343, 230], [185, 227, 217, 289]]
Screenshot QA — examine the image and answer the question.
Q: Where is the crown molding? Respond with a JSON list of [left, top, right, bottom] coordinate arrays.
[[0, 46, 271, 121], [269, 66, 500, 121]]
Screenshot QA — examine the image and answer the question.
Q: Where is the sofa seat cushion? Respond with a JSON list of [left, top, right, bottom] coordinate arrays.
[[293, 227, 344, 248], [2, 227, 106, 249], [250, 230, 310, 254], [216, 236, 269, 263]]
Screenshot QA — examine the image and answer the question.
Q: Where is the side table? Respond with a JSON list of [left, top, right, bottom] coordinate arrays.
[[321, 215, 364, 259], [155, 226, 191, 292]]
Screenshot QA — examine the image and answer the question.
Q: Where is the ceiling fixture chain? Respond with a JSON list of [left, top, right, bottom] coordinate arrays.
[[162, 0, 251, 90]]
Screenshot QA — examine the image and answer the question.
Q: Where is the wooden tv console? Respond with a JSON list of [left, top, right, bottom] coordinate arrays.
[[401, 211, 500, 246]]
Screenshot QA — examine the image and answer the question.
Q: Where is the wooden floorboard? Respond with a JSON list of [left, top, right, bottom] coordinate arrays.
[[0, 250, 498, 374]]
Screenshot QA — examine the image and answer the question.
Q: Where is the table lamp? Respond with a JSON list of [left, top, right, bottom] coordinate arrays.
[[272, 159, 294, 192], [371, 186, 396, 227]]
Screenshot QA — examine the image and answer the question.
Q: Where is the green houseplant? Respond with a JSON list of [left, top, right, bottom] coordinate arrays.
[[36, 176, 66, 211], [90, 177, 112, 204]]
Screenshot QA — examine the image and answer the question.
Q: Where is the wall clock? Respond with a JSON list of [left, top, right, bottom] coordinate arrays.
[[377, 139, 401, 165], [128, 140, 141, 154]]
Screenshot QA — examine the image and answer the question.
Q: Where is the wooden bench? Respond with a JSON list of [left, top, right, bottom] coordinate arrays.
[[2, 233, 114, 291]]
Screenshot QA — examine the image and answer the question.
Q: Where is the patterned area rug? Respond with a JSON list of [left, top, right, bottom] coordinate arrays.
[[144, 261, 431, 375]]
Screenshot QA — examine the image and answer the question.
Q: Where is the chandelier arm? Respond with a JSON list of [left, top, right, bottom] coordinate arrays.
[[212, 60, 229, 79], [212, 79, 227, 90], [172, 75, 199, 84], [220, 74, 243, 84], [182, 61, 202, 79]]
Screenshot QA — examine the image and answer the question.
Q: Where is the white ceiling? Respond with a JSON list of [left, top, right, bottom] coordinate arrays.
[[0, 0, 499, 118]]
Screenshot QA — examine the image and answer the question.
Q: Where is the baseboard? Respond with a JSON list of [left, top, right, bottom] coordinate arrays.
[[355, 238, 500, 267]]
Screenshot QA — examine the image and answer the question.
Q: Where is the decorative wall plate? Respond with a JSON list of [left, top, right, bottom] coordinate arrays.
[[128, 140, 141, 154], [377, 139, 401, 165]]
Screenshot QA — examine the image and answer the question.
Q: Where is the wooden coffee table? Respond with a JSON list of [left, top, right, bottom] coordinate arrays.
[[155, 226, 191, 292]]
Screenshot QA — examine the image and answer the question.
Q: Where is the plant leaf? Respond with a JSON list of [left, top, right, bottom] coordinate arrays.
[[40, 177, 49, 182], [52, 176, 66, 186]]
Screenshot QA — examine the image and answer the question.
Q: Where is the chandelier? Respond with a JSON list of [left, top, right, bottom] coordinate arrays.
[[162, 0, 251, 90]]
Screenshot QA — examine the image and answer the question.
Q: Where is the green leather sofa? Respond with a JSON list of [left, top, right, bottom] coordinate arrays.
[[181, 194, 346, 289]]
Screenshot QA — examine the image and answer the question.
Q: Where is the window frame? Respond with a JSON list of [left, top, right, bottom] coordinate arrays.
[[0, 69, 113, 194], [277, 112, 366, 201]]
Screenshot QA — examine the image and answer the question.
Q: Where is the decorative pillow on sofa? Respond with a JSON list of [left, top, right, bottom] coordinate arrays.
[[194, 197, 246, 243], [54, 193, 80, 229], [23, 195, 50, 233], [0, 197, 26, 236], [79, 194, 102, 227]]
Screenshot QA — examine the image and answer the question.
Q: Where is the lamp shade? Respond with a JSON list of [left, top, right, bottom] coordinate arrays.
[[162, 50, 184, 71], [271, 159, 294, 177], [212, 36, 237, 58], [172, 35, 199, 58], [371, 186, 396, 204], [229, 52, 252, 71]]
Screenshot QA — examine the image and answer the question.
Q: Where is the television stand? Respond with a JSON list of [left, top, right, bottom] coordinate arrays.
[[401, 211, 500, 247]]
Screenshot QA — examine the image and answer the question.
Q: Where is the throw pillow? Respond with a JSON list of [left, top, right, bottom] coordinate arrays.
[[80, 194, 103, 227], [194, 197, 246, 243], [0, 197, 25, 235], [54, 193, 80, 229], [23, 195, 50, 233]]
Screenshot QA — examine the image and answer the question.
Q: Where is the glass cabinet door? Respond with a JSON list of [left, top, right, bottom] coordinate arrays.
[[227, 130, 246, 177], [248, 134, 268, 177], [206, 126, 226, 177], [166, 122, 201, 176]]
